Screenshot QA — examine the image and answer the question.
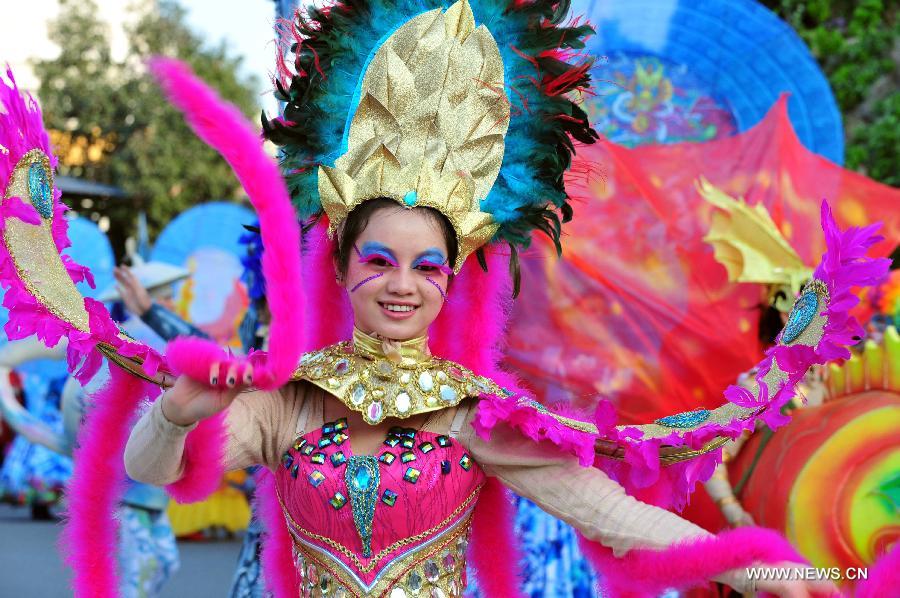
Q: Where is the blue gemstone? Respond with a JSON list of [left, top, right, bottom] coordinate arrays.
[[322, 422, 336, 435], [379, 452, 396, 465], [459, 454, 472, 471], [419, 442, 435, 454], [401, 451, 416, 463], [301, 445, 314, 456], [441, 460, 451, 474], [384, 437, 401, 448], [318, 437, 333, 448], [290, 464, 299, 479], [436, 436, 451, 448], [381, 489, 397, 506], [352, 466, 372, 490], [782, 290, 819, 344], [334, 418, 348, 431], [400, 438, 415, 449], [403, 467, 420, 483], [311, 453, 326, 465], [331, 452, 347, 467], [28, 162, 53, 218], [655, 409, 712, 429]]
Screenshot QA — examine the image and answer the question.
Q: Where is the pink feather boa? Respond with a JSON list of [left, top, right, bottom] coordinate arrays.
[[149, 57, 305, 391], [60, 367, 159, 598], [133, 59, 307, 505], [578, 527, 804, 597], [473, 202, 890, 513]]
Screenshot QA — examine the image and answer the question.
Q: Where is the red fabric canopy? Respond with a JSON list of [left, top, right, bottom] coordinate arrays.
[[504, 96, 900, 425]]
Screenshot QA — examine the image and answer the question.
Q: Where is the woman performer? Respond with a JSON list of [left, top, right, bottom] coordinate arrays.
[[2, 1, 889, 596]]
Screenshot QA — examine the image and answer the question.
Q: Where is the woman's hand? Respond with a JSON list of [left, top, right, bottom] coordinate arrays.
[[751, 562, 842, 597], [160, 360, 253, 426]]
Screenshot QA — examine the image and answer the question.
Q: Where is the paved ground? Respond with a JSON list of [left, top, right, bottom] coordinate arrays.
[[0, 503, 241, 597]]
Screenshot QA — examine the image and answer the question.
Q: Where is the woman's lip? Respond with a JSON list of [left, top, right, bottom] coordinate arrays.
[[379, 303, 418, 320]]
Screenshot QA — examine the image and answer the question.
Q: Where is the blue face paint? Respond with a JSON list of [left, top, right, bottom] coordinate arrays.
[[357, 242, 399, 267], [412, 248, 447, 269], [413, 248, 452, 275]]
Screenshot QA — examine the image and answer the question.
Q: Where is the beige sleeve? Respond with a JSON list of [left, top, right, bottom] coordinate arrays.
[[124, 382, 313, 486], [455, 402, 751, 593]]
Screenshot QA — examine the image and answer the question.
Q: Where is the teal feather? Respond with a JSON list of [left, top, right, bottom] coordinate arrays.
[[263, 0, 598, 256]]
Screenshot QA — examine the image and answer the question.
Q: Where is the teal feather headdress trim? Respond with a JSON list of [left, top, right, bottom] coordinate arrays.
[[263, 0, 597, 289]]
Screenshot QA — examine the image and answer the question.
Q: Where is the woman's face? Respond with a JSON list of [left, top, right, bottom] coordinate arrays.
[[339, 207, 452, 340]]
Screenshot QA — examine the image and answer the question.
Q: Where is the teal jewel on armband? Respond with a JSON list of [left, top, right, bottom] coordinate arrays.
[[28, 162, 53, 218], [655, 409, 711, 428], [781, 288, 820, 344], [345, 455, 380, 558]]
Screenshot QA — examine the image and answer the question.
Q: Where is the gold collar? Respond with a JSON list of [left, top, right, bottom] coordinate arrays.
[[351, 328, 430, 366], [291, 330, 507, 424]]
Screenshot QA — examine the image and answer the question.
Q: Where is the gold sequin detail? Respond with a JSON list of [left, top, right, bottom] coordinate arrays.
[[317, 0, 508, 272], [292, 331, 507, 425]]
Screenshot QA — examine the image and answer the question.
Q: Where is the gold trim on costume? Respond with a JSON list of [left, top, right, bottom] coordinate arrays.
[[291, 329, 511, 425], [277, 483, 480, 596]]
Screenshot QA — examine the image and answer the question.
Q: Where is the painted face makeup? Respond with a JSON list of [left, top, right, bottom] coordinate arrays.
[[340, 208, 452, 340]]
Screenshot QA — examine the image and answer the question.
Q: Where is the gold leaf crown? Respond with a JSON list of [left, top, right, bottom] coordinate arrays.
[[317, 0, 509, 272], [698, 176, 812, 312]]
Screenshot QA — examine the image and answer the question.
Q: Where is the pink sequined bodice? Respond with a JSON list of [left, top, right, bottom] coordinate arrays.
[[275, 417, 484, 596]]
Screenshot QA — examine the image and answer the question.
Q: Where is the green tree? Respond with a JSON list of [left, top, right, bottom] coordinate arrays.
[[762, 0, 900, 187], [33, 0, 261, 255]]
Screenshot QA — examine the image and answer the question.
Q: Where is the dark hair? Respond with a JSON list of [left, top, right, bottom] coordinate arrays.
[[334, 198, 458, 276], [757, 290, 788, 346]]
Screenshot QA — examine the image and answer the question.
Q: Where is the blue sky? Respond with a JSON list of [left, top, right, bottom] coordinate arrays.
[[180, 0, 281, 114]]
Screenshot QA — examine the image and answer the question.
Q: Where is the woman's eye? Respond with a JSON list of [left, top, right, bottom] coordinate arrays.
[[369, 257, 391, 267], [415, 264, 438, 272]]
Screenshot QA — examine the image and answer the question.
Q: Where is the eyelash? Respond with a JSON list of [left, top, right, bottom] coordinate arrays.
[[358, 255, 447, 274]]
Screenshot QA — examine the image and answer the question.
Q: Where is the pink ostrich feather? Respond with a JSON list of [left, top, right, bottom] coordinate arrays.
[[577, 527, 805, 597], [60, 367, 160, 598], [148, 57, 305, 390], [468, 478, 525, 598], [0, 66, 55, 185], [141, 58, 306, 506], [255, 470, 298, 596]]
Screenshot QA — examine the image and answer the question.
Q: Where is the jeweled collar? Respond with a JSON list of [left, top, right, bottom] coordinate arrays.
[[291, 329, 506, 424]]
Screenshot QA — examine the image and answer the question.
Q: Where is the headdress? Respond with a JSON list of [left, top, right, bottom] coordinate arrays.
[[698, 177, 812, 312], [264, 0, 596, 278]]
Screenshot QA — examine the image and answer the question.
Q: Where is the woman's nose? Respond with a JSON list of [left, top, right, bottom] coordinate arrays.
[[385, 267, 416, 294]]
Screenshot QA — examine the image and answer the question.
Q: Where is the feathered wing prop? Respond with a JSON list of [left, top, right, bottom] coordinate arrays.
[[0, 62, 304, 597], [474, 201, 891, 510]]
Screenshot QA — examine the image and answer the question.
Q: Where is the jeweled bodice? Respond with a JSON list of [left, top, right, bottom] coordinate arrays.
[[275, 417, 484, 597]]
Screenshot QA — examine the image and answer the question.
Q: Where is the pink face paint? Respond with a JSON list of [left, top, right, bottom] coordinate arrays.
[[350, 273, 384, 293]]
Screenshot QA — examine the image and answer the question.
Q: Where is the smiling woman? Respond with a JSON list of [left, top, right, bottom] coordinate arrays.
[[336, 200, 457, 341], [0, 0, 887, 596]]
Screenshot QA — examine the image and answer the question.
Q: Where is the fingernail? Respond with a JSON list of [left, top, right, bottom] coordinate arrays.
[[211, 377, 217, 385], [227, 377, 235, 386]]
